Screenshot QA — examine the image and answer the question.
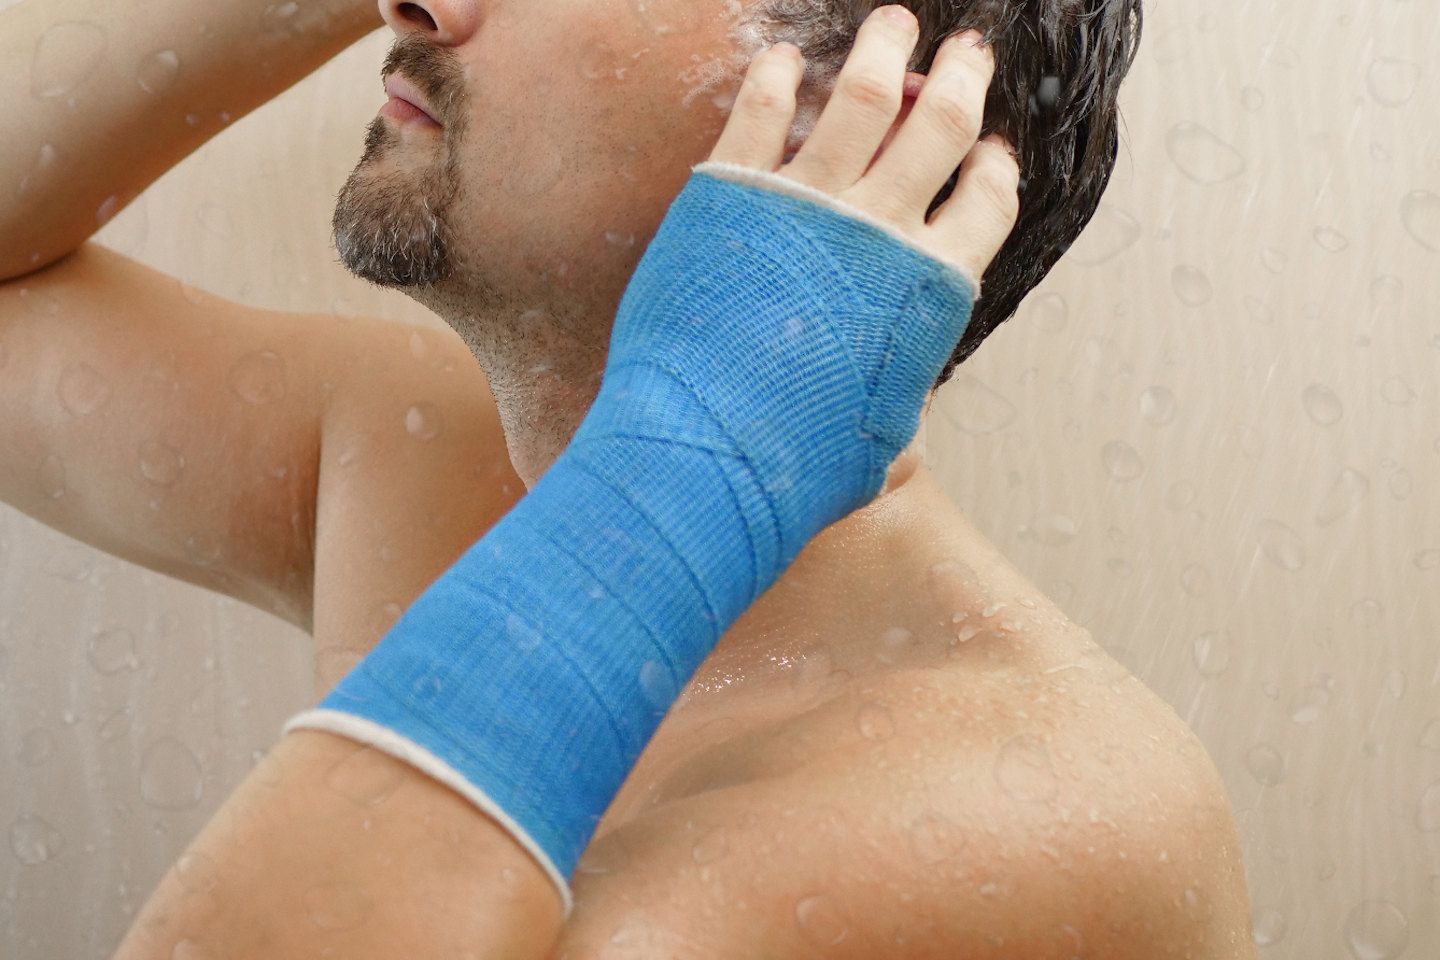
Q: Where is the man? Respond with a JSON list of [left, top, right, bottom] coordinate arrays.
[[0, 0, 1255, 957]]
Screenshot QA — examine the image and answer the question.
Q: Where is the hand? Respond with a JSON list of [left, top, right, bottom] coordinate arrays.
[[709, 5, 1021, 285]]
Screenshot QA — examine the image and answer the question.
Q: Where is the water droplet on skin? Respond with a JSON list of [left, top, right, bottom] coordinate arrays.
[[18, 728, 56, 767], [305, 882, 373, 931], [136, 49, 180, 94], [1414, 550, 1440, 571], [1301, 384, 1343, 426], [1170, 265, 1213, 306], [1344, 900, 1409, 960], [98, 707, 134, 741], [9, 813, 67, 864], [1164, 123, 1246, 183], [139, 439, 186, 486], [937, 374, 1017, 434], [1065, 203, 1142, 265], [1366, 58, 1419, 107], [1379, 377, 1416, 406], [1101, 441, 1145, 481], [639, 660, 677, 713], [1289, 675, 1333, 724], [37, 454, 66, 499], [1256, 519, 1306, 571], [1400, 191, 1440, 251], [1252, 905, 1287, 946], [171, 939, 230, 960], [325, 746, 407, 806], [1240, 86, 1265, 111], [58, 363, 111, 416], [229, 351, 287, 404], [1139, 386, 1178, 425], [32, 21, 108, 98], [1313, 227, 1349, 253], [1028, 292, 1067, 332], [855, 702, 895, 740], [691, 827, 727, 864], [88, 628, 138, 674], [1419, 720, 1440, 751], [995, 735, 1060, 803], [140, 738, 204, 809], [907, 812, 965, 864], [175, 851, 221, 893], [794, 893, 849, 947], [404, 403, 443, 441], [1244, 744, 1285, 786]]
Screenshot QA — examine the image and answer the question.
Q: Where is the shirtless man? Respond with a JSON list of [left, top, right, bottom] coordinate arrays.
[[1, 0, 1255, 956]]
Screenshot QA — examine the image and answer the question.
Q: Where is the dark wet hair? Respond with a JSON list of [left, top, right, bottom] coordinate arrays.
[[753, 0, 1143, 387]]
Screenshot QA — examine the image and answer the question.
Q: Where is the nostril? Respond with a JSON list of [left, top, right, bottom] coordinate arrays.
[[396, 2, 438, 31]]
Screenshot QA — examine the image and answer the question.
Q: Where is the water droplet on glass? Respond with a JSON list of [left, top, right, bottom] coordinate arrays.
[[1256, 519, 1306, 571], [140, 738, 204, 809], [196, 203, 234, 238], [18, 728, 56, 767], [1343, 900, 1409, 960], [44, 544, 94, 581], [1387, 469, 1412, 501], [1240, 86, 1265, 111], [1191, 632, 1231, 677], [1379, 377, 1416, 406], [1165, 481, 1197, 510], [638, 660, 677, 713], [1028, 292, 1067, 332], [1165, 123, 1245, 183], [1351, 598, 1384, 628], [229, 351, 287, 404], [1366, 58, 1419, 107], [855, 702, 895, 740], [1419, 720, 1440, 751], [58, 363, 111, 416], [404, 403, 443, 441], [1415, 550, 1440, 571], [32, 21, 108, 98], [1244, 744, 1285, 786], [305, 882, 372, 931], [1027, 511, 1079, 546], [325, 746, 406, 806], [938, 374, 1017, 434], [1180, 563, 1211, 597], [908, 812, 965, 864], [1066, 203, 1142, 265], [794, 893, 849, 947], [1139, 386, 1178, 425], [1312, 227, 1349, 253], [1171, 265, 1213, 306], [1301, 384, 1343, 426], [139, 439, 186, 486], [1315, 469, 1369, 526], [1259, 247, 1287, 274], [136, 49, 180, 94], [1252, 905, 1287, 946], [171, 939, 230, 960], [1290, 675, 1333, 724], [995, 735, 1059, 803], [98, 706, 134, 741], [37, 454, 66, 499], [9, 813, 66, 864], [1101, 441, 1145, 481], [1400, 191, 1440, 251], [691, 827, 727, 864], [88, 628, 138, 674]]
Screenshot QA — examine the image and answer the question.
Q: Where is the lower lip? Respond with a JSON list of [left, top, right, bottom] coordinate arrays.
[[381, 96, 441, 128]]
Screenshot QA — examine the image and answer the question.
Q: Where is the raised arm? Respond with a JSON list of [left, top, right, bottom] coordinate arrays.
[[0, 0, 381, 279]]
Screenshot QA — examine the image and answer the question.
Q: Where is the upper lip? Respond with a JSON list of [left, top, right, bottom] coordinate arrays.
[[384, 74, 441, 125]]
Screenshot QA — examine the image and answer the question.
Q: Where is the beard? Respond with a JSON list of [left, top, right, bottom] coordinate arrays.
[[332, 35, 466, 288]]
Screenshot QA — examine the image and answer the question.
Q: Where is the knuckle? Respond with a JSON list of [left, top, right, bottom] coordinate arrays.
[[738, 81, 789, 116], [839, 72, 901, 115], [974, 160, 1021, 221], [926, 85, 982, 143]]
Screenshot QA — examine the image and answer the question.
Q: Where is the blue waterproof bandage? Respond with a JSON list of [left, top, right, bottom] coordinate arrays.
[[285, 163, 979, 913]]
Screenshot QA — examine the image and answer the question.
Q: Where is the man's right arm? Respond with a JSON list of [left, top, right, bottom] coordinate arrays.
[[1, 0, 381, 279]]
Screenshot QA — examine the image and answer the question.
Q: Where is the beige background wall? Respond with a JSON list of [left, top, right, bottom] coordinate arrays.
[[3, 0, 1438, 955]]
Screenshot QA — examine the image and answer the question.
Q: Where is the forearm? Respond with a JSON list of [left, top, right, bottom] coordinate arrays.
[[114, 729, 563, 960], [0, 0, 382, 280]]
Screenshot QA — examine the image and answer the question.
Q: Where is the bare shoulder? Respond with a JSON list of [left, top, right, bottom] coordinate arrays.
[[558, 631, 1255, 960]]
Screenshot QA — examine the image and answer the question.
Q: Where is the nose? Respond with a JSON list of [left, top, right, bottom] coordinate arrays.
[[378, 0, 480, 47]]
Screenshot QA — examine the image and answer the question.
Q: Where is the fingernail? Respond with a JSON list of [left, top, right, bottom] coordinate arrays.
[[958, 29, 984, 47], [881, 6, 917, 29]]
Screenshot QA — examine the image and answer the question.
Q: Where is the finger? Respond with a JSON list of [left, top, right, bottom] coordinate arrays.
[[783, 5, 919, 192], [850, 31, 994, 220], [922, 134, 1022, 280], [708, 43, 805, 170]]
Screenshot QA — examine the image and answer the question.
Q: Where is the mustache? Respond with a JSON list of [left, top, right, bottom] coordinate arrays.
[[381, 33, 466, 127]]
